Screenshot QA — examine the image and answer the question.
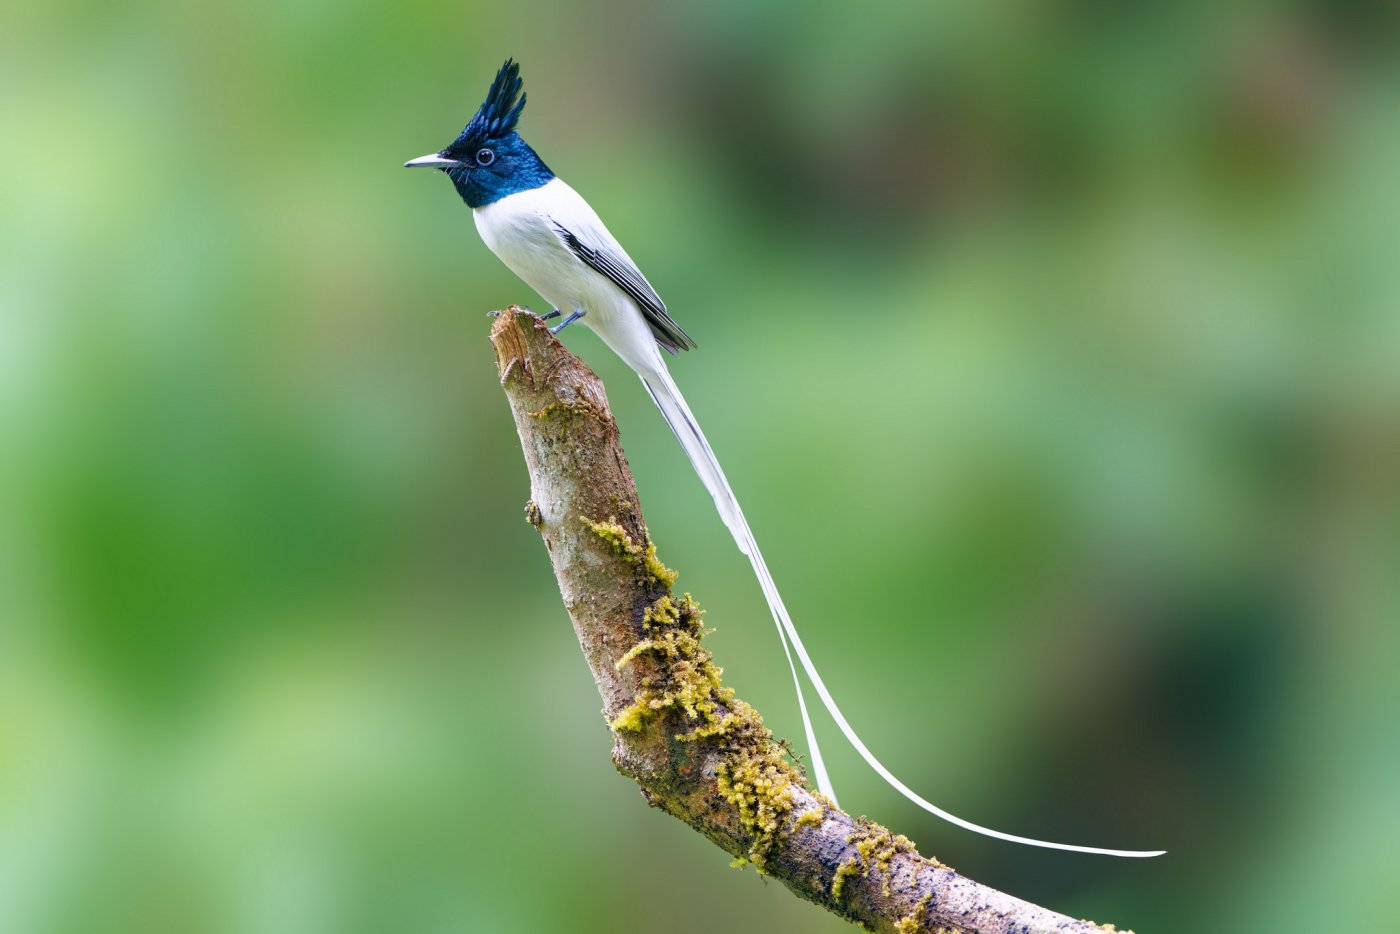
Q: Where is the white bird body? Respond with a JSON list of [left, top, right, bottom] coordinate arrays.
[[474, 177, 753, 540], [475, 179, 660, 375]]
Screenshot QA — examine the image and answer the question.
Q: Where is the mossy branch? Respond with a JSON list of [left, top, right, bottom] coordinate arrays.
[[488, 307, 1127, 934]]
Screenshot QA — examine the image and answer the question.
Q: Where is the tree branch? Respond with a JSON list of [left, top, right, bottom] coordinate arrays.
[[488, 307, 1124, 934]]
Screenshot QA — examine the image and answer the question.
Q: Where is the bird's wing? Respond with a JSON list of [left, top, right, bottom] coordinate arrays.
[[546, 216, 697, 354]]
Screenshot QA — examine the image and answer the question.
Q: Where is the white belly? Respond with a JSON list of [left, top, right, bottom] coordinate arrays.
[[472, 178, 660, 372]]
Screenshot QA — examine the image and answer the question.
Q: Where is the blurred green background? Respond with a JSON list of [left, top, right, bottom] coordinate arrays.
[[3, 1, 1398, 931]]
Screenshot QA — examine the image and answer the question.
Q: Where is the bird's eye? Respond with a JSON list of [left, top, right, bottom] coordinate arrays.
[[476, 148, 496, 166]]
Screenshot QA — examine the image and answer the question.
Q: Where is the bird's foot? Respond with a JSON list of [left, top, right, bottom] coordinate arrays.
[[549, 310, 584, 335]]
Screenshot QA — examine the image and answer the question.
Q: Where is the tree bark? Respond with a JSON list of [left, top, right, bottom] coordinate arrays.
[[488, 307, 1127, 934]]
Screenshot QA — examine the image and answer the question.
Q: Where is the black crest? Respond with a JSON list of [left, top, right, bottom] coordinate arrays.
[[456, 59, 526, 149]]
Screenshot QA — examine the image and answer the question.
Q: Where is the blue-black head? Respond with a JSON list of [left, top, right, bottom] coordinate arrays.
[[405, 59, 554, 208]]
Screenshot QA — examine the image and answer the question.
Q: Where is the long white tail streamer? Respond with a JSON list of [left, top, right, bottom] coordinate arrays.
[[638, 362, 1165, 858], [638, 369, 836, 804]]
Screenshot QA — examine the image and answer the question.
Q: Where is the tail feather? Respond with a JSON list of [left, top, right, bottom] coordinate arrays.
[[639, 363, 1164, 858], [640, 370, 836, 803]]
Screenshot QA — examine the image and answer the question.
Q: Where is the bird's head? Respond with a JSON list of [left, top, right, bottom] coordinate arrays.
[[406, 58, 554, 209]]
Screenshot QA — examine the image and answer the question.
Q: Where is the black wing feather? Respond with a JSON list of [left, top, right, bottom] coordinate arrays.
[[549, 220, 697, 354]]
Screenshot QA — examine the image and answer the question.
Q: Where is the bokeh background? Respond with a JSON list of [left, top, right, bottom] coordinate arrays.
[[3, 1, 1398, 931]]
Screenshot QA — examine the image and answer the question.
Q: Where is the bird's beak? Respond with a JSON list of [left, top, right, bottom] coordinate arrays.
[[404, 152, 461, 169]]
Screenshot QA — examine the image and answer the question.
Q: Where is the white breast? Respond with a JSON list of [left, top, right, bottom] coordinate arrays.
[[472, 178, 663, 373]]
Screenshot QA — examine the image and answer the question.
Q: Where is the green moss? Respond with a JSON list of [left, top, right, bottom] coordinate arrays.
[[641, 595, 681, 628], [608, 699, 652, 733], [831, 818, 916, 900], [893, 892, 933, 933], [527, 394, 608, 422], [608, 593, 724, 732], [714, 735, 797, 873], [794, 807, 825, 830], [831, 853, 861, 900], [581, 516, 679, 587], [592, 529, 813, 873]]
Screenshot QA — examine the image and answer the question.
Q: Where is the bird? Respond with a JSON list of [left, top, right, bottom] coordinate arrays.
[[406, 59, 1163, 858]]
